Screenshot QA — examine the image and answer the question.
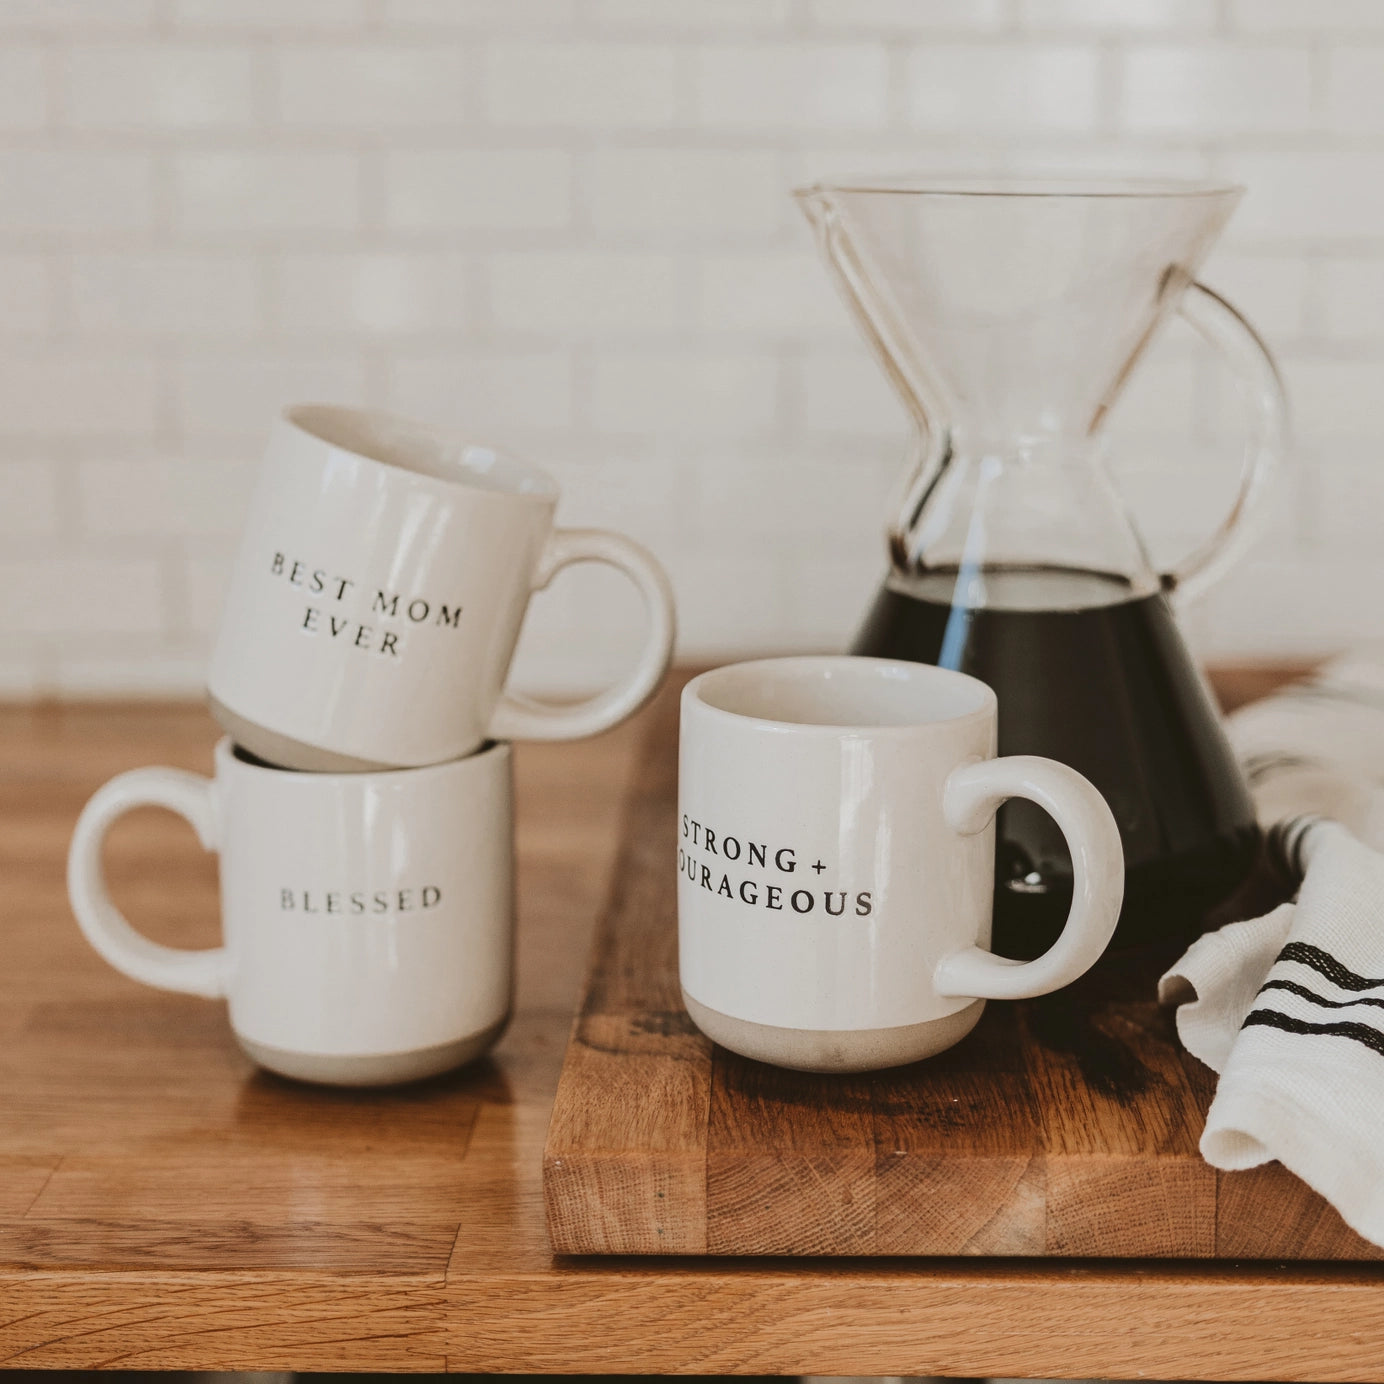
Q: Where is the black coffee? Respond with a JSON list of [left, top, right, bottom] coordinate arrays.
[[853, 566, 1259, 959]]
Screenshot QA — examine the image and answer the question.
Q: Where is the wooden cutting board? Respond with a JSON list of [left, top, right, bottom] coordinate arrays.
[[542, 670, 1382, 1258]]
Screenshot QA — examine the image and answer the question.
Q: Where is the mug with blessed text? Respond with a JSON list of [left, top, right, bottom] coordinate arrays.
[[678, 657, 1125, 1072], [67, 739, 514, 1085], [209, 404, 676, 771]]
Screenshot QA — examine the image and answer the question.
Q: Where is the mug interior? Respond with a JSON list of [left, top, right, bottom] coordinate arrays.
[[691, 656, 993, 730], [286, 404, 558, 500]]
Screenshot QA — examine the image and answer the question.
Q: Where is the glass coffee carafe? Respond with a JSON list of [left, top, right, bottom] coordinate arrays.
[[797, 177, 1289, 957]]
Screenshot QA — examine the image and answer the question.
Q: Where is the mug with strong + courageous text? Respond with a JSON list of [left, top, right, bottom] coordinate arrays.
[[67, 739, 514, 1085], [678, 657, 1125, 1072], [208, 404, 676, 771]]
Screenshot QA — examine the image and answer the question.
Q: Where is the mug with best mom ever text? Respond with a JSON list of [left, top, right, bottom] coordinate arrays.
[[678, 657, 1125, 1073], [209, 404, 676, 772]]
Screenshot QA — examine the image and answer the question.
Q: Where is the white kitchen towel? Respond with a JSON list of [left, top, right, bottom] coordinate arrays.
[[1159, 822, 1384, 1248], [1227, 647, 1384, 848]]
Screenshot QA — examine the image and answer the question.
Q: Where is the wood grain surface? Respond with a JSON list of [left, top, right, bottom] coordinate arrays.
[[4, 670, 1384, 1378], [544, 665, 1384, 1261]]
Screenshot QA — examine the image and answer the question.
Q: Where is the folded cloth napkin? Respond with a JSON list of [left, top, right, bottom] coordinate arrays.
[[1227, 647, 1384, 849], [1160, 652, 1384, 1248], [1160, 824, 1384, 1245]]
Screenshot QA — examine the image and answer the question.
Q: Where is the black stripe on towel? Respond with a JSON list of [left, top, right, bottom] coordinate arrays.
[[1260, 978, 1384, 1013], [1278, 941, 1384, 992], [1243, 1006, 1384, 1060]]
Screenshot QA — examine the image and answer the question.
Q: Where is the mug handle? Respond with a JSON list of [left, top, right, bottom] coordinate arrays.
[[489, 527, 676, 742], [933, 755, 1124, 1001], [66, 768, 228, 998]]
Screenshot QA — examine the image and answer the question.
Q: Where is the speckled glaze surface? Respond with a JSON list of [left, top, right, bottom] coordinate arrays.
[[209, 404, 675, 769], [67, 739, 515, 1085], [677, 657, 1124, 1071]]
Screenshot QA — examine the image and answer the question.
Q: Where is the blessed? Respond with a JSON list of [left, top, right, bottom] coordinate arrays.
[[279, 886, 443, 914]]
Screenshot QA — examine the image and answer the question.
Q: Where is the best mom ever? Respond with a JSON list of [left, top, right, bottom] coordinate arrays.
[[269, 551, 463, 658]]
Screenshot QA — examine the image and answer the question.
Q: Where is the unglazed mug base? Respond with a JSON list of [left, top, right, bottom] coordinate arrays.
[[236, 1010, 511, 1087], [682, 988, 985, 1074], [67, 740, 516, 1081], [209, 695, 397, 774]]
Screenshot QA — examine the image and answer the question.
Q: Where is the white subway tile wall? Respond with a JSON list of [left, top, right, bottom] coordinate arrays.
[[4, 3, 1382, 695]]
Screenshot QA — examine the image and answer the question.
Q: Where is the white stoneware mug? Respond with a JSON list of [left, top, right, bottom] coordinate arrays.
[[678, 656, 1125, 1072], [67, 739, 514, 1086], [209, 404, 676, 771]]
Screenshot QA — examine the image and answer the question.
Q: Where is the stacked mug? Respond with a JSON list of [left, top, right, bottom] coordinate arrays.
[[68, 405, 676, 1086]]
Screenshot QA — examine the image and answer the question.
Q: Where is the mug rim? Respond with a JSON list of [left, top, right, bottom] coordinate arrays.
[[215, 735, 511, 784], [683, 655, 996, 737], [281, 403, 560, 507]]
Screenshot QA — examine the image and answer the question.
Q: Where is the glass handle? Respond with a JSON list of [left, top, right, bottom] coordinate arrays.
[[1164, 281, 1290, 606]]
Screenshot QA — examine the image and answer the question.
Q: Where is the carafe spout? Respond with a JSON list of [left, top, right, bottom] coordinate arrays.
[[796, 182, 950, 568], [794, 184, 933, 432], [793, 182, 831, 240]]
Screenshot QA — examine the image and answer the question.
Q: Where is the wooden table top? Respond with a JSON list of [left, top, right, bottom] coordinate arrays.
[[3, 667, 1384, 1380], [540, 678, 1377, 1263]]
